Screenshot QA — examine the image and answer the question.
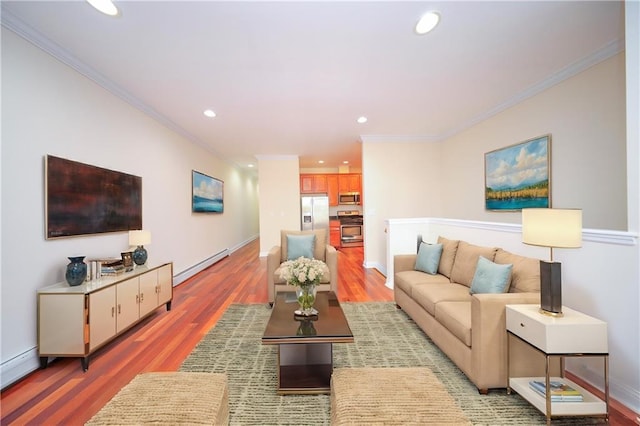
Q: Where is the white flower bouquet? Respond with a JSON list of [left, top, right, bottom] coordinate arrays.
[[279, 256, 328, 288]]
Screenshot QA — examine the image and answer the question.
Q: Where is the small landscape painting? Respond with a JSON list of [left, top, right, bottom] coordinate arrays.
[[192, 170, 224, 213], [484, 135, 550, 211]]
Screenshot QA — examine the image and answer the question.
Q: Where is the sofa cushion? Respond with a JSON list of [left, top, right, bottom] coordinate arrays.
[[494, 249, 541, 293], [280, 229, 327, 262], [437, 236, 459, 278], [395, 271, 451, 297], [450, 241, 498, 288], [469, 256, 513, 294], [412, 283, 471, 316], [415, 243, 443, 275], [286, 234, 316, 260], [434, 301, 472, 347]]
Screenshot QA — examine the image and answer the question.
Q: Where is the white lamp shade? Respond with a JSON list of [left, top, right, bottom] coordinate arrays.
[[129, 230, 151, 246], [522, 208, 582, 248]]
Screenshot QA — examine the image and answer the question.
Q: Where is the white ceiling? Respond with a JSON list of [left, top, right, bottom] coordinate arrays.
[[1, 1, 625, 171]]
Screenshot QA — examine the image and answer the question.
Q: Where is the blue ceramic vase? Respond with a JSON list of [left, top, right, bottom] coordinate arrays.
[[66, 256, 87, 286]]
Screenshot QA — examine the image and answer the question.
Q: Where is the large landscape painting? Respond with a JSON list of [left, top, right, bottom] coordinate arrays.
[[484, 135, 550, 211], [46, 155, 142, 238]]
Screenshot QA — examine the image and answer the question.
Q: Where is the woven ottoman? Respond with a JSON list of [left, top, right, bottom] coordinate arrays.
[[330, 367, 471, 425], [86, 372, 229, 425]]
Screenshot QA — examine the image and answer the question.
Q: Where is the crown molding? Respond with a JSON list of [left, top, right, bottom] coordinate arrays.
[[0, 7, 239, 167], [360, 38, 625, 144]]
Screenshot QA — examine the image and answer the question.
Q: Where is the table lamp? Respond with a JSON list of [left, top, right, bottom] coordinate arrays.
[[522, 208, 582, 317], [129, 230, 151, 266]]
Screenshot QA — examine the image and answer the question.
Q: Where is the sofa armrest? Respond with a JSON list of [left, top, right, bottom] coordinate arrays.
[[471, 292, 540, 390], [325, 244, 338, 293], [394, 254, 417, 274], [267, 245, 283, 302]]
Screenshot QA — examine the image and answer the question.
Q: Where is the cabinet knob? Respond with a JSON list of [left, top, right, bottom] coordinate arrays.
[[140, 293, 144, 302], [520, 322, 525, 327], [118, 304, 121, 314], [111, 307, 115, 317]]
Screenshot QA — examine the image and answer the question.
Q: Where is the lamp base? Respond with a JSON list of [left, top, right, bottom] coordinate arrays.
[[538, 307, 564, 318], [539, 260, 562, 316], [133, 245, 148, 265]]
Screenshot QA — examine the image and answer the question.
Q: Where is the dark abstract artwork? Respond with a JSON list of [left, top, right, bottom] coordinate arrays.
[[45, 155, 142, 239]]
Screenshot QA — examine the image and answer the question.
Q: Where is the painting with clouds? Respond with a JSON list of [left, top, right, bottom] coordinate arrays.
[[484, 135, 550, 211], [192, 170, 224, 213]]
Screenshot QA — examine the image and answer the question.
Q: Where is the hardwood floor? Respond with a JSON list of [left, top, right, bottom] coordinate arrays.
[[1, 239, 636, 425]]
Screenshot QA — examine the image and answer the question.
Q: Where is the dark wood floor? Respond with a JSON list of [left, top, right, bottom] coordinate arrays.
[[1, 239, 636, 425]]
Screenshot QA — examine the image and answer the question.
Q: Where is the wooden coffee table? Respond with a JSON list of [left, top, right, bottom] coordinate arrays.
[[262, 291, 353, 394]]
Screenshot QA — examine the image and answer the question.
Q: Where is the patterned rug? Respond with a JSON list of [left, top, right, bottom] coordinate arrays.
[[180, 302, 604, 425]]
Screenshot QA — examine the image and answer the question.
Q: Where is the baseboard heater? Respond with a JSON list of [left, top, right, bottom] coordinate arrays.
[[174, 248, 229, 286]]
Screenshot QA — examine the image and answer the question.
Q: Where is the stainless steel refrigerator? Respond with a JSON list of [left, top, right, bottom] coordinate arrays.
[[301, 195, 329, 231]]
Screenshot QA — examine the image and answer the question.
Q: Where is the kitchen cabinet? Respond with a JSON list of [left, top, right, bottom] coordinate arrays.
[[38, 262, 173, 371], [330, 219, 341, 248], [338, 174, 361, 193], [300, 174, 328, 193], [327, 175, 339, 206]]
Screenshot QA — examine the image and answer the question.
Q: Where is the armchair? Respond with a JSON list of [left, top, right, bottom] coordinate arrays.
[[267, 228, 338, 306]]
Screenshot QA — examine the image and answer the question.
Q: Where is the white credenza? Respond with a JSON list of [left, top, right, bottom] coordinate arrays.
[[506, 304, 609, 425], [37, 262, 173, 371]]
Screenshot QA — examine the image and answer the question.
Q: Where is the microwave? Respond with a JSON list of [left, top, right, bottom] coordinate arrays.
[[338, 192, 361, 205]]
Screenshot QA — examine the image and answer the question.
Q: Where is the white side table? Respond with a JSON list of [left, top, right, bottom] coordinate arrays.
[[505, 304, 609, 425]]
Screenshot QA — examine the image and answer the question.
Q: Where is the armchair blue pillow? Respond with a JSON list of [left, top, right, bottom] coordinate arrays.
[[286, 234, 316, 260]]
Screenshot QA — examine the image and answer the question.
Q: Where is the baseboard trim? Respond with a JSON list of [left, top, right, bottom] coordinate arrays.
[[173, 249, 230, 285], [1, 347, 40, 390]]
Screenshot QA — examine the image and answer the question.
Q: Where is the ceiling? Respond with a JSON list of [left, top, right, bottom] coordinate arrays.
[[1, 1, 625, 172]]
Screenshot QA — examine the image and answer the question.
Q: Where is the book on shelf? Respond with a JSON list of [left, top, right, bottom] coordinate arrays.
[[529, 380, 583, 402]]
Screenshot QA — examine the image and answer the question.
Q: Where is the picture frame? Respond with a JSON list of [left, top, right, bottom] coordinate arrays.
[[484, 134, 550, 211], [192, 170, 224, 213], [45, 155, 142, 239]]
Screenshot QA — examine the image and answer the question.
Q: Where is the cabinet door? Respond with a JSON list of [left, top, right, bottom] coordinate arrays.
[[89, 286, 117, 351], [116, 277, 139, 333], [138, 271, 158, 318], [313, 175, 328, 192], [327, 175, 339, 206], [330, 220, 341, 248], [339, 174, 361, 192], [300, 175, 314, 193], [39, 294, 86, 355], [157, 264, 173, 307]]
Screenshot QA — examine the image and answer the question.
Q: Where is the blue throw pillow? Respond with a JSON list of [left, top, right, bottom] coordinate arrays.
[[287, 234, 316, 260], [414, 242, 443, 275], [470, 256, 513, 294]]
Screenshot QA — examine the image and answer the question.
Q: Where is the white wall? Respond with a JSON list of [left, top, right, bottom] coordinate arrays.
[[361, 140, 444, 271], [257, 155, 301, 256], [439, 54, 627, 229], [1, 28, 259, 386]]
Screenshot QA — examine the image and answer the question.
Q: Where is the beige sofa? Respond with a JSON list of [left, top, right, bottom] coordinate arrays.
[[394, 236, 559, 393], [267, 228, 338, 306]]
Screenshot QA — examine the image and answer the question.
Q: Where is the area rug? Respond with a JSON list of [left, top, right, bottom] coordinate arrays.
[[180, 302, 603, 425]]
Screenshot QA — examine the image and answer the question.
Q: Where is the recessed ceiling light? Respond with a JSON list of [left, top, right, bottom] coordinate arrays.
[[203, 109, 216, 118], [415, 11, 440, 35], [357, 116, 368, 124], [318, 160, 325, 164], [86, 0, 119, 16], [248, 164, 254, 168], [343, 161, 349, 164]]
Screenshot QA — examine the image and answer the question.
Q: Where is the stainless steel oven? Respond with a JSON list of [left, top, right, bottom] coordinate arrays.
[[337, 210, 363, 247]]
